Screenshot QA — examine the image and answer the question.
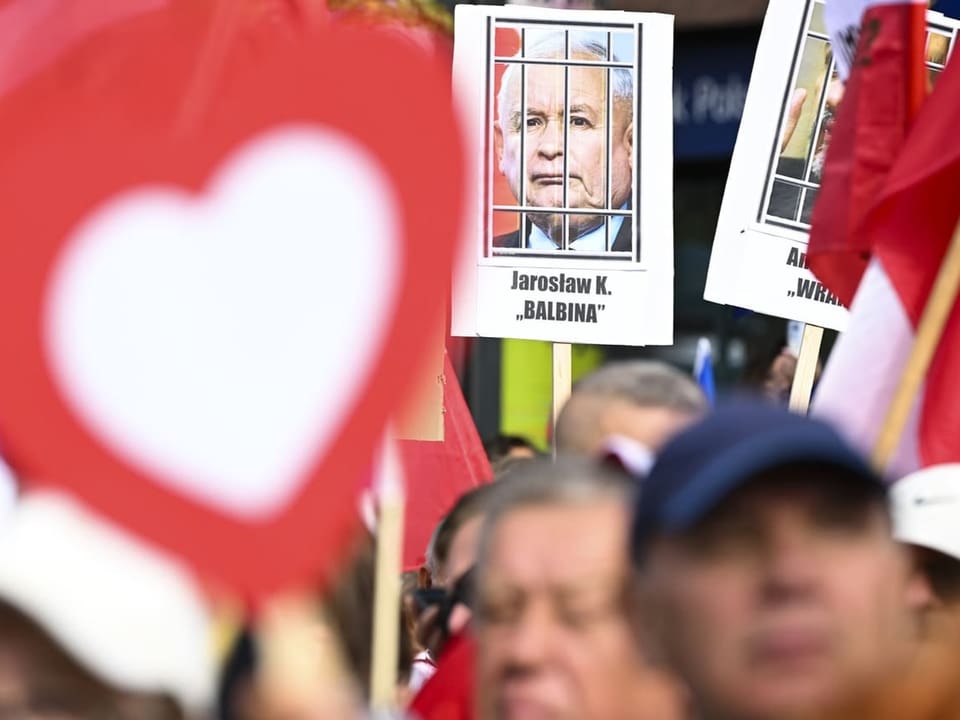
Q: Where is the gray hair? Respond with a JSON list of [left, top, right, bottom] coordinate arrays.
[[476, 456, 631, 588], [496, 33, 634, 130], [555, 360, 707, 453]]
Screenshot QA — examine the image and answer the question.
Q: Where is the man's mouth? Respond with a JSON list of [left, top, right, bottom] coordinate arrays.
[[531, 174, 579, 185], [821, 111, 835, 138]]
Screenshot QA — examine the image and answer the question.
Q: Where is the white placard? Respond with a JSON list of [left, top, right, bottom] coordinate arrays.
[[451, 5, 675, 346], [705, 0, 958, 330]]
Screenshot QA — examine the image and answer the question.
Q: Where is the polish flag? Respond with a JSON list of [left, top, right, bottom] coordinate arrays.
[[813, 47, 960, 475], [806, 0, 927, 308]]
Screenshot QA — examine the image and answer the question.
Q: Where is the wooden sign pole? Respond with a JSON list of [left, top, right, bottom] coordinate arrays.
[[873, 221, 960, 472], [370, 437, 405, 709], [552, 342, 573, 455], [788, 324, 823, 414]]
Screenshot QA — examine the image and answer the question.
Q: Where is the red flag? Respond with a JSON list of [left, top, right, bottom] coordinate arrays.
[[399, 353, 492, 570], [409, 631, 477, 720], [814, 49, 960, 471], [806, 0, 926, 307]]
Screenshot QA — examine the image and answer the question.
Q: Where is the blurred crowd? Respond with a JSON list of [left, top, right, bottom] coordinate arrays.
[[0, 354, 959, 720]]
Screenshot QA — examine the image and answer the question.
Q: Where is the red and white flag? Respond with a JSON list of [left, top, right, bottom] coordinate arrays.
[[806, 0, 927, 308], [814, 42, 960, 475]]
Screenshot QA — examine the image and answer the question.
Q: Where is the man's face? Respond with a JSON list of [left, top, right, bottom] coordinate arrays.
[[637, 471, 925, 720], [477, 501, 683, 720], [810, 68, 844, 183], [496, 56, 633, 241], [438, 515, 484, 589]]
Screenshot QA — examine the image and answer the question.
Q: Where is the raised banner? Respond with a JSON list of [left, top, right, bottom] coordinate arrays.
[[0, 6, 464, 598], [704, 0, 958, 329], [451, 5, 675, 346]]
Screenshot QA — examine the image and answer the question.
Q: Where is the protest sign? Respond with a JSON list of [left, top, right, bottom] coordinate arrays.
[[0, 5, 464, 599], [705, 0, 958, 330], [451, 5, 674, 346]]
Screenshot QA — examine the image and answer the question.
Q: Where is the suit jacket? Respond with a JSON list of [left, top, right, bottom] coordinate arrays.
[[493, 214, 633, 253]]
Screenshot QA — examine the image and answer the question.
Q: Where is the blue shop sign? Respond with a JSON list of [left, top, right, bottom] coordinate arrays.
[[673, 32, 757, 160]]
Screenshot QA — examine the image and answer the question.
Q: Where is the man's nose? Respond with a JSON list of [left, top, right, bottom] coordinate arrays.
[[535, 119, 564, 160], [759, 523, 821, 604], [826, 79, 844, 110], [502, 600, 554, 671]]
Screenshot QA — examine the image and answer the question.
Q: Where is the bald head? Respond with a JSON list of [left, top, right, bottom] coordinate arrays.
[[555, 360, 707, 455]]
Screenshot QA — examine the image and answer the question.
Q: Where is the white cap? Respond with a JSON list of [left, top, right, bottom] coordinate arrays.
[[0, 491, 215, 712], [892, 464, 960, 561]]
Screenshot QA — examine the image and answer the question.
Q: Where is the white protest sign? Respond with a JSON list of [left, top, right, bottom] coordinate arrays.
[[451, 5, 675, 346], [705, 0, 958, 330]]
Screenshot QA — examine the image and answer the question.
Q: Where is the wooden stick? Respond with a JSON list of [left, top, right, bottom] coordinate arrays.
[[873, 221, 960, 472], [552, 342, 573, 454], [788, 324, 823, 414], [369, 437, 405, 709]]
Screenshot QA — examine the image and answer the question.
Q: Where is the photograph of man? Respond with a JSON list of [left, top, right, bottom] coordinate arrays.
[[768, 8, 954, 226], [769, 37, 837, 224], [493, 32, 635, 253]]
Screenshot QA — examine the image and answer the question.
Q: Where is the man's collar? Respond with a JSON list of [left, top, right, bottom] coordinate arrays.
[[527, 210, 625, 251]]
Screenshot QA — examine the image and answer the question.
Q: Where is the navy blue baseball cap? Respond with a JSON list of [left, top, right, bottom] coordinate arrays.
[[630, 400, 885, 560]]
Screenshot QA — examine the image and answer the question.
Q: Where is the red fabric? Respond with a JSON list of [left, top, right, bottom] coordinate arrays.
[[409, 631, 477, 720], [860, 52, 960, 465], [399, 352, 493, 570], [807, 2, 926, 307]]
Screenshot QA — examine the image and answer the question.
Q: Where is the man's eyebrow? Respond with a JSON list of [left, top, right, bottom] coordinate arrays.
[[508, 109, 546, 128], [569, 104, 600, 118]]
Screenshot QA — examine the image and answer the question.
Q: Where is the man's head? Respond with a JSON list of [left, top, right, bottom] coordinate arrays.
[[631, 402, 927, 720], [495, 34, 634, 242], [424, 483, 499, 590], [475, 457, 685, 720], [555, 360, 707, 456]]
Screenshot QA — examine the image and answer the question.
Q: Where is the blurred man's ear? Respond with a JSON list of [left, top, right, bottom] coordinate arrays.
[[906, 547, 937, 612], [417, 565, 432, 589], [624, 120, 634, 171]]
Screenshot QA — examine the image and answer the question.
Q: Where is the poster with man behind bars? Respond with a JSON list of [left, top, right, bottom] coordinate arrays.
[[704, 0, 958, 331], [451, 5, 674, 346]]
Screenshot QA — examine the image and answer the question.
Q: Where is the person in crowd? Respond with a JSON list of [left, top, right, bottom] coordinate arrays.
[[554, 360, 707, 458], [411, 482, 499, 691], [322, 531, 417, 703], [0, 491, 214, 719], [494, 33, 634, 252], [813, 464, 960, 720], [474, 457, 687, 720], [629, 402, 930, 720], [483, 434, 540, 475]]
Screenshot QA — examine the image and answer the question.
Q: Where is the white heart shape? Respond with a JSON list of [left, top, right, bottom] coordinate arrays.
[[45, 126, 400, 519]]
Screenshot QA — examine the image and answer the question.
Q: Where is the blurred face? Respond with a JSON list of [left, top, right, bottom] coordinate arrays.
[[477, 501, 683, 720], [438, 515, 484, 636], [439, 515, 483, 589], [637, 471, 926, 720], [496, 56, 633, 242]]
